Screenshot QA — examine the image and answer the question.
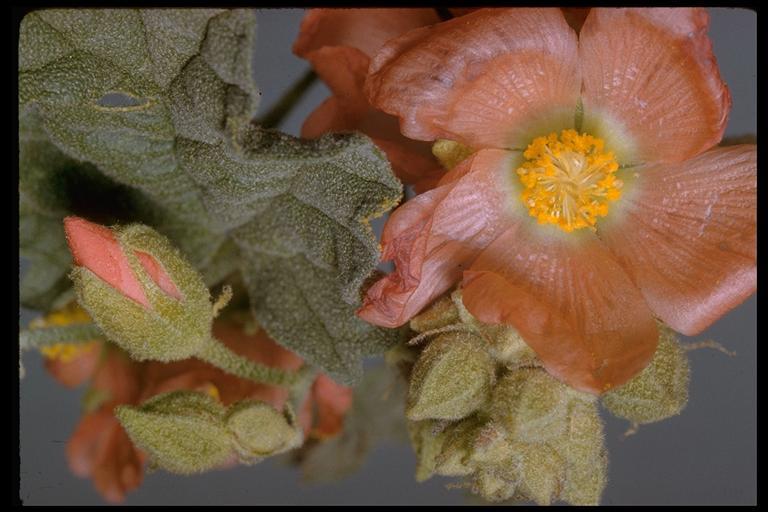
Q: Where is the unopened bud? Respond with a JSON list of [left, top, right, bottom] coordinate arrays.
[[65, 217, 213, 362], [602, 324, 690, 424], [409, 295, 459, 333], [226, 401, 303, 464], [511, 442, 564, 506], [116, 391, 232, 474], [408, 420, 447, 482], [406, 332, 495, 421], [472, 466, 517, 502], [489, 368, 577, 443], [433, 417, 481, 477], [451, 290, 537, 366]]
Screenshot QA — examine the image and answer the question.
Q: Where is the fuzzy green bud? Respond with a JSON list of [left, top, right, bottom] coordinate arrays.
[[511, 442, 565, 506], [409, 294, 459, 333], [406, 332, 495, 421], [66, 218, 213, 362], [432, 139, 474, 170], [451, 290, 537, 366], [408, 420, 448, 482], [115, 391, 233, 475], [553, 399, 607, 506], [226, 401, 303, 464], [433, 417, 482, 477], [602, 325, 690, 424], [489, 368, 577, 443]]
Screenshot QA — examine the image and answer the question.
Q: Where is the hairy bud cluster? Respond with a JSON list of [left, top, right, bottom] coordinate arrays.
[[403, 290, 691, 505]]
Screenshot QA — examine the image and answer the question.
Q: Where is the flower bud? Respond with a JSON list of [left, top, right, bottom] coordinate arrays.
[[510, 442, 564, 506], [552, 399, 607, 506], [472, 466, 517, 502], [115, 391, 232, 475], [451, 290, 537, 366], [409, 294, 459, 333], [489, 368, 576, 443], [408, 420, 448, 482], [602, 324, 690, 424], [406, 332, 495, 421], [65, 217, 213, 362], [433, 416, 481, 477], [226, 400, 303, 464]]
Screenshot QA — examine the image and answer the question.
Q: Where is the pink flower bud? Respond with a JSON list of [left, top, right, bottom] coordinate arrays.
[[63, 216, 181, 307]]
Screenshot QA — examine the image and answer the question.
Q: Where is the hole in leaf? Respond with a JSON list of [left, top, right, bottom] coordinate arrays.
[[96, 92, 149, 109]]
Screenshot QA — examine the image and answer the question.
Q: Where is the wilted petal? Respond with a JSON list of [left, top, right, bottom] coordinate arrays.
[[358, 149, 519, 327], [462, 226, 659, 394], [597, 145, 756, 335], [365, 8, 581, 149], [580, 8, 731, 165]]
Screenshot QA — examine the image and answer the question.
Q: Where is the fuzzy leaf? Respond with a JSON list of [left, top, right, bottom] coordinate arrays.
[[183, 125, 404, 384], [19, 8, 249, 274], [19, 8, 404, 383]]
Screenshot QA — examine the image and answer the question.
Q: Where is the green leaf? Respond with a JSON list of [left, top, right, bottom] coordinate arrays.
[[20, 8, 405, 383], [19, 8, 251, 270]]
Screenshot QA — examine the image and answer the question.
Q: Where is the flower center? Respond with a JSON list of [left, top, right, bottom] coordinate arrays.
[[516, 129, 622, 232]]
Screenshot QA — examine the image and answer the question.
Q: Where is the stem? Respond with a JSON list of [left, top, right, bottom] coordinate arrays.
[[255, 68, 318, 130], [196, 337, 303, 387], [19, 323, 104, 351]]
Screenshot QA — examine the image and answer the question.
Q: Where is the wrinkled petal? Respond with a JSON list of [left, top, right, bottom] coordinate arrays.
[[63, 216, 180, 306], [580, 8, 731, 165], [67, 411, 115, 478], [310, 374, 353, 439], [597, 145, 756, 335], [462, 226, 659, 394], [294, 8, 440, 59], [358, 149, 519, 327], [365, 8, 581, 149]]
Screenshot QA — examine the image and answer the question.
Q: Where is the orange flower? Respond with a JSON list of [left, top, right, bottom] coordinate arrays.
[[293, 8, 445, 192], [358, 8, 756, 394]]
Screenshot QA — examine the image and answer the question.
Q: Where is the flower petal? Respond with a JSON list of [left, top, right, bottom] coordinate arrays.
[[293, 8, 440, 59], [358, 149, 519, 327], [300, 47, 441, 190], [462, 227, 659, 394], [597, 145, 756, 335], [365, 8, 581, 149], [44, 342, 100, 388], [580, 8, 731, 165], [310, 374, 353, 439], [63, 217, 181, 305]]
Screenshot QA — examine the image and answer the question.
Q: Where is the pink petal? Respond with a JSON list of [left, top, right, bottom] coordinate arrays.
[[310, 374, 353, 439], [63, 217, 181, 306], [580, 8, 731, 165], [462, 226, 659, 394], [365, 8, 581, 149], [597, 145, 756, 335], [358, 149, 519, 327]]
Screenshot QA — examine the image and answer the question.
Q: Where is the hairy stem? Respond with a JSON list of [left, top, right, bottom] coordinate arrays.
[[19, 323, 104, 351], [255, 68, 318, 130], [196, 337, 304, 387]]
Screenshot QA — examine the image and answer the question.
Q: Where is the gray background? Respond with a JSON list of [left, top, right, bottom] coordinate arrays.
[[19, 8, 756, 505]]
